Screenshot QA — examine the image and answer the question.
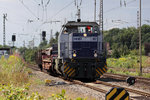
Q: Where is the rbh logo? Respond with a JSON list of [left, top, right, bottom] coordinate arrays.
[[106, 87, 129, 100]]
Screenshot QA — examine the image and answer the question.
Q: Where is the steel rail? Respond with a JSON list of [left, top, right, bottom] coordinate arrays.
[[95, 80, 150, 97], [104, 73, 150, 84]]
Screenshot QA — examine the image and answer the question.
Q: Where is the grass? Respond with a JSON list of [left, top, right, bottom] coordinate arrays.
[[0, 55, 29, 86], [0, 96, 4, 100], [107, 67, 150, 78], [107, 55, 150, 69], [107, 54, 150, 78]]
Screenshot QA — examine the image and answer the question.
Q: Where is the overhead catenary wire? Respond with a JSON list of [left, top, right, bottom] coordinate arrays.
[[80, 0, 82, 6], [39, 0, 51, 21], [104, 0, 137, 14], [41, 0, 44, 6], [35, 0, 74, 32], [45, 0, 51, 7], [7, 20, 25, 27], [18, 0, 39, 20], [41, 0, 45, 21], [33, 0, 39, 5], [50, 0, 74, 20], [45, 0, 51, 21]]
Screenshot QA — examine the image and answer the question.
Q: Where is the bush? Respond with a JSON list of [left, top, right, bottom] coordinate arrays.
[[0, 55, 28, 85], [48, 89, 67, 100], [19, 47, 38, 63], [0, 84, 43, 100], [48, 89, 86, 100], [130, 49, 139, 55], [24, 49, 37, 63], [112, 49, 120, 58]]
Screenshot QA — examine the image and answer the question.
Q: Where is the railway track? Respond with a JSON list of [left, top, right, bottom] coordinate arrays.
[[69, 79, 150, 100], [103, 73, 150, 85], [95, 80, 150, 97], [28, 64, 150, 99]]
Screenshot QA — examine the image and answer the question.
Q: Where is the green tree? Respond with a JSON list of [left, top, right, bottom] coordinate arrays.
[[49, 32, 59, 46], [39, 40, 48, 49], [24, 48, 37, 62], [141, 24, 150, 34], [142, 32, 150, 43], [112, 48, 120, 58], [104, 24, 150, 56], [130, 32, 139, 49]]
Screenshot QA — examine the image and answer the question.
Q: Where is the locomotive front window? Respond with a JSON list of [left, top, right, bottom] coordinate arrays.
[[78, 27, 85, 33], [63, 27, 78, 33], [78, 26, 93, 33], [63, 25, 100, 34], [78, 26, 99, 33]]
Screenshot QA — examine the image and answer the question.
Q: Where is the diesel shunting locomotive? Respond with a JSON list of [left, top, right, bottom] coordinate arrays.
[[37, 20, 107, 80]]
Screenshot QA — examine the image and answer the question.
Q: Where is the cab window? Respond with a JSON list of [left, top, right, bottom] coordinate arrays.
[[63, 26, 100, 34]]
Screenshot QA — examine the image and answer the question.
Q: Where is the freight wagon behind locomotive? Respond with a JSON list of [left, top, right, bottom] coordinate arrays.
[[37, 20, 107, 80]]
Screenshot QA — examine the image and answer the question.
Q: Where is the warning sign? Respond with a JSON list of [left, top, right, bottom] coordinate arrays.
[[106, 87, 129, 100]]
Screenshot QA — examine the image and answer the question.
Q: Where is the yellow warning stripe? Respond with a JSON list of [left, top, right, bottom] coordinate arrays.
[[66, 68, 73, 74], [107, 88, 117, 100], [64, 67, 70, 73], [96, 73, 99, 77], [98, 67, 104, 74], [68, 69, 75, 77], [96, 69, 102, 76], [124, 96, 129, 100], [114, 90, 126, 100], [64, 64, 68, 69], [104, 65, 107, 70], [71, 72, 76, 77], [68, 70, 74, 77], [103, 67, 106, 72]]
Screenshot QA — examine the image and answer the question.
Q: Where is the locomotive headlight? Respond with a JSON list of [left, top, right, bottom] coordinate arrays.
[[73, 53, 77, 57], [73, 50, 76, 57], [83, 33, 87, 37], [94, 50, 97, 57], [94, 53, 98, 57]]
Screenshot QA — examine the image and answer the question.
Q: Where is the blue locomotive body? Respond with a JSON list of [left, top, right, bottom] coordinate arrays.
[[55, 21, 107, 79]]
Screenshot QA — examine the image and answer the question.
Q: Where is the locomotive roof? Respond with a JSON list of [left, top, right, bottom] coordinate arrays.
[[64, 21, 99, 27]]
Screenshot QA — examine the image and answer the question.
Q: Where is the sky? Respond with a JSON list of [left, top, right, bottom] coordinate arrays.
[[0, 0, 150, 47]]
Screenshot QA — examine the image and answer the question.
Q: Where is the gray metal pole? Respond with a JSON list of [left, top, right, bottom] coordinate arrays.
[[94, 0, 96, 22], [99, 0, 103, 34], [3, 14, 7, 46], [139, 0, 142, 74]]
